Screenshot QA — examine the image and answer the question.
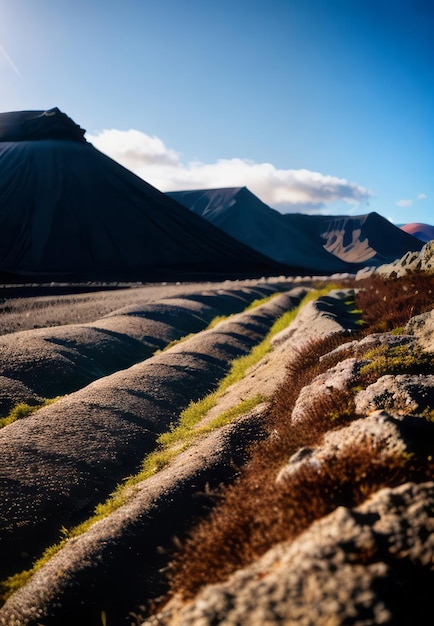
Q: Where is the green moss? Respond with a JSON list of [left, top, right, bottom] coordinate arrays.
[[0, 397, 60, 429], [201, 395, 266, 432], [351, 385, 364, 393], [360, 344, 433, 381], [138, 446, 189, 479], [1, 568, 34, 601], [421, 408, 434, 423], [161, 333, 195, 352], [244, 293, 280, 311], [327, 407, 355, 422], [391, 326, 405, 335], [206, 315, 229, 329]]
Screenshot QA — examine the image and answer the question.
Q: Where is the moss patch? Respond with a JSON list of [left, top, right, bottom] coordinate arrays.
[[0, 397, 60, 429], [360, 344, 434, 384]]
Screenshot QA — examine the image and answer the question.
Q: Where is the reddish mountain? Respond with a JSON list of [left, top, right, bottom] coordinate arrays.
[[400, 223, 434, 243]]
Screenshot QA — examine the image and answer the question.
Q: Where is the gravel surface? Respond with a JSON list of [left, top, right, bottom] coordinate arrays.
[[0, 279, 300, 414], [0, 283, 303, 581]]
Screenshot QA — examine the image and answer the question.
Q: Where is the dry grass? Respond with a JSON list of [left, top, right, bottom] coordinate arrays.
[[166, 335, 358, 596], [355, 274, 434, 333], [0, 397, 60, 429], [170, 439, 429, 597]]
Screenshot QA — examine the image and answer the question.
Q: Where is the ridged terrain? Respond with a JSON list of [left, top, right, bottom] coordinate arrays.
[[0, 269, 432, 625]]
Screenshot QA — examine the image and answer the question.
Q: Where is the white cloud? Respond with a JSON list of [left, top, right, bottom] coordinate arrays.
[[396, 199, 413, 207], [87, 128, 372, 213], [417, 193, 427, 200], [88, 129, 179, 167]]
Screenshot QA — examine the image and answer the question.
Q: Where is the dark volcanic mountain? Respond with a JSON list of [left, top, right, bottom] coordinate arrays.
[[168, 187, 423, 273], [0, 109, 279, 281], [400, 222, 434, 243]]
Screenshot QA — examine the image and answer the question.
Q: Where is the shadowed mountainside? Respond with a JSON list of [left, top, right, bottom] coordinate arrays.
[[168, 187, 423, 273], [0, 109, 281, 282]]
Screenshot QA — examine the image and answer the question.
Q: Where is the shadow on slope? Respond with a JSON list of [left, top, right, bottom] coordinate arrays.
[[168, 187, 423, 274], [0, 109, 282, 282]]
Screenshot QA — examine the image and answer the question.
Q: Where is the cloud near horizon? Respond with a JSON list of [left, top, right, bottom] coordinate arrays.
[[396, 194, 428, 208], [87, 128, 372, 214]]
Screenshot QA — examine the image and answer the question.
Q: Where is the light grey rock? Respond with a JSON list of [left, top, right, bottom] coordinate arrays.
[[405, 308, 434, 352], [277, 410, 410, 485], [320, 331, 413, 362], [420, 240, 434, 271], [364, 239, 434, 279], [145, 482, 434, 625], [290, 357, 367, 423], [355, 266, 376, 280], [355, 374, 434, 415]]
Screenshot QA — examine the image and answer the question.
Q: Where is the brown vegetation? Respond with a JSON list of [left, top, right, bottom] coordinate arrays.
[[355, 273, 434, 333], [162, 274, 434, 601]]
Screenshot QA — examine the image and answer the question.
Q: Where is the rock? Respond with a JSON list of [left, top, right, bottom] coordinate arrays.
[[355, 266, 376, 280], [290, 357, 367, 423], [146, 482, 434, 625], [405, 308, 434, 352], [277, 410, 414, 485], [355, 374, 434, 416], [360, 239, 434, 279], [320, 331, 413, 362], [420, 240, 434, 271]]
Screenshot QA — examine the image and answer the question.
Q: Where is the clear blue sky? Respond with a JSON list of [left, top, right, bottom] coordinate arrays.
[[0, 0, 432, 224]]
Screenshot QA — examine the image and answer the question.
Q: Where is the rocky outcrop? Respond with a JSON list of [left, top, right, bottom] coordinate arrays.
[[357, 239, 434, 279], [140, 297, 434, 625], [146, 481, 433, 626]]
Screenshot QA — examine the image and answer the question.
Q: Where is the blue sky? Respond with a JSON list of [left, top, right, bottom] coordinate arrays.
[[0, 0, 432, 224]]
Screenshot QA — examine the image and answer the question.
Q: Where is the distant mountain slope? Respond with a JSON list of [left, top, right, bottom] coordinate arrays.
[[0, 109, 279, 281], [169, 187, 423, 273], [283, 212, 424, 265], [400, 222, 434, 243]]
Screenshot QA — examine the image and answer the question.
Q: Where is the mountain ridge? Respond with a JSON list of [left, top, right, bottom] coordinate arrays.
[[0, 110, 280, 282], [168, 187, 423, 274]]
